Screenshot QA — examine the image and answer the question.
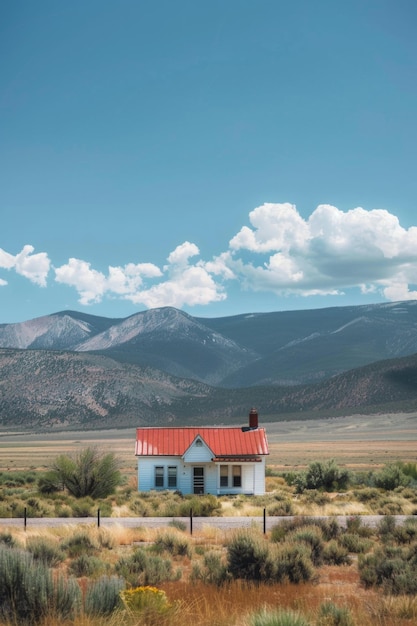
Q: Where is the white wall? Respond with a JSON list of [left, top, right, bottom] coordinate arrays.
[[137, 456, 266, 495]]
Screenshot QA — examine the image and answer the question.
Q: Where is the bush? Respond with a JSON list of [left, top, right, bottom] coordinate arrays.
[[286, 526, 325, 566], [275, 543, 315, 583], [358, 544, 417, 595], [338, 533, 373, 554], [61, 530, 98, 558], [317, 602, 354, 626], [322, 540, 351, 565], [191, 550, 230, 586], [26, 536, 65, 566], [374, 464, 411, 490], [295, 460, 350, 493], [49, 447, 122, 499], [68, 554, 105, 577], [115, 547, 178, 586], [248, 607, 310, 626], [153, 530, 192, 557], [0, 546, 81, 625], [227, 531, 272, 582], [84, 575, 124, 616]]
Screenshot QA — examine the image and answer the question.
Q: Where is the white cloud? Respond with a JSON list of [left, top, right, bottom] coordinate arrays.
[[226, 203, 417, 301], [53, 243, 225, 308], [0, 245, 50, 286], [4, 202, 417, 310]]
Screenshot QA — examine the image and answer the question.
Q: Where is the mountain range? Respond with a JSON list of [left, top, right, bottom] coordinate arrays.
[[1, 301, 417, 430]]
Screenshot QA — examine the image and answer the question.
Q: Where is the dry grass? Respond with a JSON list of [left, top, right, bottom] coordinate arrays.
[[1, 523, 416, 626]]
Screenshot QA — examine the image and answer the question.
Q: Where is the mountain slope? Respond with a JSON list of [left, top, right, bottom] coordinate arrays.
[[0, 301, 417, 388], [1, 347, 416, 431]]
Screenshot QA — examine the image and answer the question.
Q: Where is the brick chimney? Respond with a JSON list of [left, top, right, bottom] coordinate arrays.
[[249, 407, 258, 429]]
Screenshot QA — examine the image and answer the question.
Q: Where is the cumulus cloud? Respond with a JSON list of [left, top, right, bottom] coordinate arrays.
[[2, 203, 417, 309], [225, 203, 417, 301], [0, 245, 50, 286], [53, 242, 225, 308]]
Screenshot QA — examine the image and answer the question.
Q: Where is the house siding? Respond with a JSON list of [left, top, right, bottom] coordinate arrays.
[[137, 456, 266, 495]]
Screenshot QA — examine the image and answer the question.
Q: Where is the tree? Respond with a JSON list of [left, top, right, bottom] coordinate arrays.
[[40, 447, 121, 498]]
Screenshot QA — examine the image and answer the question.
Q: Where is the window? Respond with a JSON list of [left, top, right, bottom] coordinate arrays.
[[220, 465, 228, 487], [168, 466, 177, 488], [195, 438, 203, 447], [155, 466, 164, 488], [233, 465, 242, 487]]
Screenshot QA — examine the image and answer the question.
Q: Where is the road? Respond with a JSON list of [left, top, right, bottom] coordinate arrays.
[[0, 515, 409, 532]]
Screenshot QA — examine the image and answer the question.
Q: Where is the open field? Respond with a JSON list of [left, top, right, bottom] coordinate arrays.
[[0, 412, 416, 474]]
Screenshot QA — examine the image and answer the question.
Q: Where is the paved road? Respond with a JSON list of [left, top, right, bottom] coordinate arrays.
[[0, 515, 409, 532]]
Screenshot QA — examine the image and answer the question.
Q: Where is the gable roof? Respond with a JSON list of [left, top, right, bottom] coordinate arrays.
[[135, 427, 269, 458]]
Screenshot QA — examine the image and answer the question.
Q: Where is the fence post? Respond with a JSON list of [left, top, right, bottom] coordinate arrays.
[[97, 508, 100, 528], [190, 508, 193, 535], [263, 508, 266, 534], [24, 507, 27, 531]]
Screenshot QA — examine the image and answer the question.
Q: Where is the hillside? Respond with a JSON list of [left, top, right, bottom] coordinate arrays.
[[1, 301, 417, 387], [0, 347, 416, 431]]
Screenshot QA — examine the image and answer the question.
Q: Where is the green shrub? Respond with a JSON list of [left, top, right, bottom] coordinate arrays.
[[295, 460, 350, 493], [338, 533, 373, 554], [26, 536, 65, 566], [317, 601, 354, 626], [322, 540, 351, 565], [68, 554, 105, 577], [248, 607, 310, 626], [0, 546, 81, 625], [153, 530, 192, 557], [374, 464, 411, 490], [267, 500, 294, 516], [179, 494, 221, 516], [359, 544, 417, 594], [84, 575, 124, 616], [286, 526, 324, 566], [168, 518, 187, 531], [275, 543, 315, 583], [227, 531, 272, 582], [115, 547, 178, 586], [191, 550, 230, 586], [61, 530, 98, 558]]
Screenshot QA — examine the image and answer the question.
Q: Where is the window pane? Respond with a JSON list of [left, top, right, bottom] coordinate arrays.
[[155, 466, 164, 488], [220, 465, 228, 487], [233, 465, 241, 487], [168, 466, 177, 488]]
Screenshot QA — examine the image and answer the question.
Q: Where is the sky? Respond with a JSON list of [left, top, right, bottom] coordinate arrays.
[[1, 0, 417, 324]]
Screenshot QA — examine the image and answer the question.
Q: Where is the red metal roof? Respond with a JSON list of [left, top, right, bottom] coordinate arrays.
[[135, 427, 269, 457]]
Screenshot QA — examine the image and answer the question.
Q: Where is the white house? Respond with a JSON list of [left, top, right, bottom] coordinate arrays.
[[135, 409, 269, 496]]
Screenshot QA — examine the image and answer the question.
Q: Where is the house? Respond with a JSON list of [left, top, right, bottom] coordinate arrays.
[[135, 409, 269, 496]]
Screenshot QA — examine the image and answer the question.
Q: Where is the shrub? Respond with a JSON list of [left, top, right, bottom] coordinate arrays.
[[286, 526, 324, 566], [61, 530, 98, 558], [267, 500, 294, 516], [0, 546, 81, 625], [153, 530, 192, 557], [338, 533, 373, 554], [322, 540, 351, 565], [26, 536, 65, 566], [0, 531, 18, 548], [84, 575, 124, 616], [115, 547, 178, 586], [68, 554, 105, 577], [295, 460, 350, 493], [275, 543, 315, 583], [227, 531, 272, 582], [317, 602, 354, 626], [191, 550, 230, 586], [374, 464, 411, 490], [50, 447, 122, 499], [358, 544, 417, 594]]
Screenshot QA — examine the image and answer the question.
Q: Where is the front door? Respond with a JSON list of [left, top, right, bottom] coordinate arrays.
[[193, 467, 204, 494]]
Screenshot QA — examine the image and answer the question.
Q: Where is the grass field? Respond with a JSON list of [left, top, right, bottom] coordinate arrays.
[[0, 412, 416, 474]]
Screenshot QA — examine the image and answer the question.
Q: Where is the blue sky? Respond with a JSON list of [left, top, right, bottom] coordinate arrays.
[[1, 0, 417, 323]]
